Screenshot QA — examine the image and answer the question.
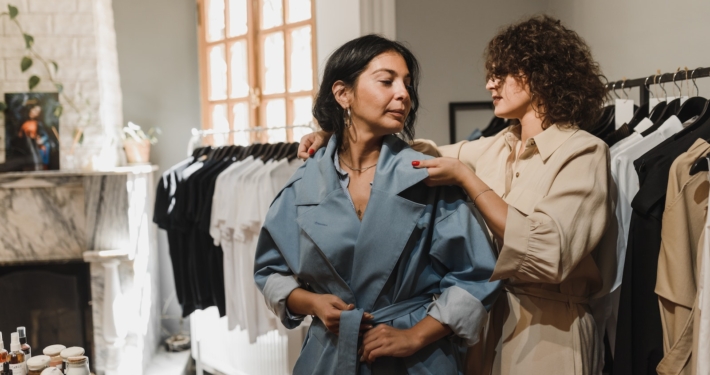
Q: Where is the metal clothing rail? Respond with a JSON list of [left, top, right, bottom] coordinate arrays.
[[191, 123, 317, 136], [605, 67, 710, 106], [187, 123, 317, 156]]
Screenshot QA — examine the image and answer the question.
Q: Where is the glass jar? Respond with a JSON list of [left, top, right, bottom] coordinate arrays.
[[65, 356, 90, 375], [42, 345, 65, 369], [59, 347, 84, 372], [40, 367, 64, 375], [27, 355, 50, 375]]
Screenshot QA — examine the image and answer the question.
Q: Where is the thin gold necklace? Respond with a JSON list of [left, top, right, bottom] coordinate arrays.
[[339, 154, 377, 172]]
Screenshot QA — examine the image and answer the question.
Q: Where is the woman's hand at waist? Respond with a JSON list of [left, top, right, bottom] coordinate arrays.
[[286, 288, 373, 335], [297, 131, 333, 160], [358, 316, 452, 364]]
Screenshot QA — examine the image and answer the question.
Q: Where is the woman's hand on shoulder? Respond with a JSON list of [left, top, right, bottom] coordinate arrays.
[[412, 157, 472, 187], [297, 130, 333, 160], [359, 325, 422, 364]]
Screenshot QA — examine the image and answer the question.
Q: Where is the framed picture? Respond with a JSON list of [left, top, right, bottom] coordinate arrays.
[[2, 93, 61, 172], [448, 101, 494, 144]]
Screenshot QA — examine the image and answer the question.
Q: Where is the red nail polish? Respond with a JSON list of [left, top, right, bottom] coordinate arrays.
[[412, 161, 420, 166], [309, 149, 315, 156]]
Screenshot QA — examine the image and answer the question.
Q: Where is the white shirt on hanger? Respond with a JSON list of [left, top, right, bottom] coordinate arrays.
[[614, 115, 683, 285]]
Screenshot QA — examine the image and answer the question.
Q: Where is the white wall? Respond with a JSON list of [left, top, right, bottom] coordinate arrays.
[[547, 0, 710, 102], [113, 0, 202, 340], [315, 0, 361, 80], [395, 0, 549, 145], [395, 0, 710, 145]]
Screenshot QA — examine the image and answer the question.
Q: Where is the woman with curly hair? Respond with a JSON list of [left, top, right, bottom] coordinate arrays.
[[300, 15, 616, 374]]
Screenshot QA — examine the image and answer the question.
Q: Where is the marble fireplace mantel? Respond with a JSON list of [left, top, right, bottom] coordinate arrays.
[[0, 166, 161, 375]]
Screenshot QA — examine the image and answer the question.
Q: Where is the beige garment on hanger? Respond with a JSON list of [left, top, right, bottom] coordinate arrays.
[[655, 139, 710, 375]]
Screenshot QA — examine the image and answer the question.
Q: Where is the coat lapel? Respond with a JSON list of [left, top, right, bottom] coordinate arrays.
[[350, 136, 430, 311], [294, 137, 358, 302]]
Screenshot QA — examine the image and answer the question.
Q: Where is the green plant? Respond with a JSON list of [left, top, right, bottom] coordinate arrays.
[[123, 122, 161, 145], [0, 4, 95, 147]]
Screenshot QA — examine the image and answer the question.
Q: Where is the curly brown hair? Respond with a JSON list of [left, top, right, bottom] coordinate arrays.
[[484, 15, 607, 130]]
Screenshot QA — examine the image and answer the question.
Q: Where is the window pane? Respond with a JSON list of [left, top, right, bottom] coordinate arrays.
[[261, 0, 283, 29], [208, 44, 227, 100], [291, 96, 313, 141], [228, 0, 248, 37], [230, 41, 249, 98], [232, 103, 250, 146], [205, 0, 225, 42], [211, 104, 229, 146], [265, 99, 286, 143], [263, 32, 285, 94], [289, 26, 312, 92], [287, 0, 310, 23]]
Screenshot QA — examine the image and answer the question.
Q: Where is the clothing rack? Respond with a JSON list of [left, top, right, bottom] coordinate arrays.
[[605, 67, 710, 106], [187, 123, 317, 156], [191, 123, 317, 136]]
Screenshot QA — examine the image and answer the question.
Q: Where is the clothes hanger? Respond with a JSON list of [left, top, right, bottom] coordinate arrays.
[[287, 142, 301, 161], [663, 68, 710, 139], [274, 142, 294, 161], [625, 79, 650, 131], [642, 74, 681, 136], [236, 143, 256, 161], [645, 74, 667, 123], [676, 68, 708, 123], [261, 142, 284, 162], [590, 82, 619, 138], [669, 99, 710, 141], [690, 153, 710, 175]]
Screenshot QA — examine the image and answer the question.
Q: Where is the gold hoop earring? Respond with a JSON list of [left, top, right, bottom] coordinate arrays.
[[343, 108, 352, 128]]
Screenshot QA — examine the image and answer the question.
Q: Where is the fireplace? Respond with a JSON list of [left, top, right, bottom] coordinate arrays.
[[0, 166, 160, 375], [0, 261, 94, 370]]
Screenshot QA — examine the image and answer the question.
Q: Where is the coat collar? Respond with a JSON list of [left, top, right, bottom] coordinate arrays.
[[294, 135, 430, 205], [504, 124, 578, 162]]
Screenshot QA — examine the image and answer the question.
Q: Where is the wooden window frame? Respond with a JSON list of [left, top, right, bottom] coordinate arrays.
[[196, 0, 318, 145]]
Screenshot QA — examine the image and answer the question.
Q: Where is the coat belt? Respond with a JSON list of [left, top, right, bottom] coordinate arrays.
[[334, 294, 434, 374]]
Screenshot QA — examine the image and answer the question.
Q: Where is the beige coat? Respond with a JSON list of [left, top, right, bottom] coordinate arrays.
[[414, 124, 617, 375], [655, 139, 710, 375]]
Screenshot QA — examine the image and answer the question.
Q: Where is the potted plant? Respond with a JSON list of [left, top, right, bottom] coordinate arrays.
[[122, 122, 160, 164]]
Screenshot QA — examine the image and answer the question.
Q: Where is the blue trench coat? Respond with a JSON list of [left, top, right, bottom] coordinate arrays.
[[254, 135, 501, 374]]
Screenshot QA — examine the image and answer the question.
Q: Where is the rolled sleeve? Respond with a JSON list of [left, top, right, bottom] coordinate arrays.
[[490, 205, 531, 280], [428, 189, 502, 343], [427, 286, 487, 346], [263, 273, 305, 328]]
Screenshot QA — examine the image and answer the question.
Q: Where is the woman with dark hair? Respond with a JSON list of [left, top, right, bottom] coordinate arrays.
[[254, 34, 501, 374], [300, 16, 616, 374]]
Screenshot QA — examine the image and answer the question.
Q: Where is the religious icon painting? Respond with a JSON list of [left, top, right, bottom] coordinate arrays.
[[2, 93, 61, 172]]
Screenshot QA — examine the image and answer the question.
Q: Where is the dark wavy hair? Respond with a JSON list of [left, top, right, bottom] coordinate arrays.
[[484, 15, 607, 130], [313, 34, 420, 150]]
